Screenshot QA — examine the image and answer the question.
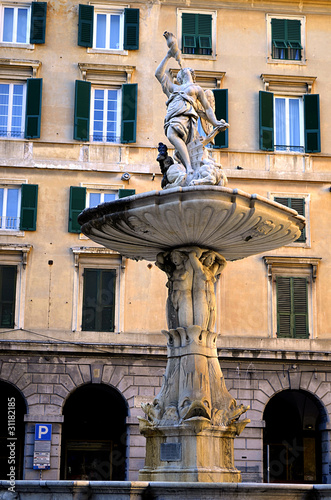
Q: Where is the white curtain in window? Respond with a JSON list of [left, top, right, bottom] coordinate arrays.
[[289, 98, 300, 151], [275, 98, 286, 150]]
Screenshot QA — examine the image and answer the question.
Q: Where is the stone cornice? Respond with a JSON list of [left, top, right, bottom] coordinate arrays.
[[261, 74, 317, 94]]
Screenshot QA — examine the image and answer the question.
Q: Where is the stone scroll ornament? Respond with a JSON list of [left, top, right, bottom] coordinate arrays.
[[155, 31, 229, 190], [140, 247, 249, 434]]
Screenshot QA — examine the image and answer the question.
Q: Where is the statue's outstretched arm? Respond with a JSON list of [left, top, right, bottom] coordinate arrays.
[[155, 52, 175, 97]]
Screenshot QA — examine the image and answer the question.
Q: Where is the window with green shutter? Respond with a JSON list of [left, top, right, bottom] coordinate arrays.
[[78, 4, 94, 47], [304, 94, 321, 153], [74, 80, 91, 142], [276, 276, 308, 338], [0, 265, 17, 329], [121, 83, 138, 143], [68, 186, 86, 233], [82, 268, 116, 332], [30, 2, 47, 44], [118, 189, 135, 199], [271, 18, 302, 61], [20, 184, 38, 231], [182, 13, 212, 55], [25, 78, 43, 139], [274, 197, 306, 242]]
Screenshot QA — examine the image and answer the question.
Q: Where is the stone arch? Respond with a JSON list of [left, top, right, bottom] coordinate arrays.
[[60, 382, 129, 481], [262, 388, 329, 484], [0, 380, 27, 479]]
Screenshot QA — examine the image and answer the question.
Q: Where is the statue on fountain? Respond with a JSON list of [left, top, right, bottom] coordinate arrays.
[[155, 31, 229, 189]]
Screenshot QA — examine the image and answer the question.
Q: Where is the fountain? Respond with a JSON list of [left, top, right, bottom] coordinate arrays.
[[78, 32, 305, 483]]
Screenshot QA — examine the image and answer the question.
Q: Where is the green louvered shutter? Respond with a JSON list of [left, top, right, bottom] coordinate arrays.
[[20, 184, 38, 231], [287, 20, 302, 50], [25, 78, 42, 139], [68, 186, 86, 233], [259, 91, 274, 151], [213, 89, 228, 149], [82, 269, 116, 331], [304, 94, 321, 153], [124, 8, 139, 50], [121, 83, 137, 143], [277, 276, 308, 338], [271, 18, 286, 58], [118, 189, 135, 198], [0, 265, 17, 328], [78, 4, 94, 47], [182, 13, 197, 53], [30, 2, 47, 44], [197, 14, 212, 52], [74, 80, 91, 141], [274, 197, 306, 243]]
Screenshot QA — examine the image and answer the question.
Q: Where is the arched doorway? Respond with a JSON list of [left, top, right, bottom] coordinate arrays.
[[61, 383, 128, 481], [263, 389, 327, 483], [0, 381, 27, 480]]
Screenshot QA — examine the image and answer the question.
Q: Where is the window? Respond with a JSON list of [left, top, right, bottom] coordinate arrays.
[[178, 9, 216, 58], [276, 276, 308, 338], [274, 96, 304, 152], [78, 4, 139, 51], [267, 15, 305, 64], [82, 268, 116, 332], [68, 186, 135, 233], [0, 244, 32, 329], [74, 79, 137, 144], [0, 78, 42, 139], [71, 247, 125, 333], [0, 2, 47, 46], [273, 196, 307, 243], [259, 91, 320, 153], [264, 256, 321, 339], [0, 183, 38, 232], [0, 265, 17, 328], [0, 186, 21, 229], [91, 87, 121, 143]]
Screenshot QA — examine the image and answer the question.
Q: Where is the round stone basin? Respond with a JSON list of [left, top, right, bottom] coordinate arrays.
[[78, 186, 305, 262]]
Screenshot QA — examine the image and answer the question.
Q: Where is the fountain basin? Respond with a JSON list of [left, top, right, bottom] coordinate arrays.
[[78, 186, 305, 262]]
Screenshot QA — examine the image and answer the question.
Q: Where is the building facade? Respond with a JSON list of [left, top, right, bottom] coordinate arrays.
[[0, 0, 330, 485]]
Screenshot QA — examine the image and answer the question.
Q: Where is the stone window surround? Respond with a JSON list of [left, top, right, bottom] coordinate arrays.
[[266, 13, 306, 65], [0, 177, 27, 236], [268, 191, 311, 248], [261, 73, 317, 96], [263, 255, 321, 339], [78, 63, 135, 86], [71, 246, 126, 333], [177, 8, 217, 61], [0, 0, 34, 49], [0, 243, 32, 329]]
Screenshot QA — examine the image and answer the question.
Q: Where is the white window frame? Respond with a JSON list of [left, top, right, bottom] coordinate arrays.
[[0, 2, 32, 48], [88, 4, 128, 55], [0, 179, 26, 235], [86, 189, 118, 208], [177, 8, 217, 61], [264, 256, 320, 340], [273, 95, 304, 153], [0, 184, 21, 230], [0, 244, 32, 329], [90, 85, 121, 143], [0, 81, 27, 140], [266, 14, 306, 65], [269, 192, 310, 248], [71, 247, 125, 334]]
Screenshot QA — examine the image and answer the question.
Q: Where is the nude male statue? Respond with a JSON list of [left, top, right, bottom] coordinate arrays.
[[155, 35, 228, 175]]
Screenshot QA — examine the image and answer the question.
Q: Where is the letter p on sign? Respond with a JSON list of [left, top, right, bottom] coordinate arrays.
[[35, 424, 52, 441]]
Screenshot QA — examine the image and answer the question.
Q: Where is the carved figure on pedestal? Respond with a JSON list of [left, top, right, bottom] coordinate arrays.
[[155, 32, 228, 185], [187, 248, 226, 331]]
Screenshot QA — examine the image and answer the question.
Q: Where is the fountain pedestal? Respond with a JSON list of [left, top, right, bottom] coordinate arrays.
[[78, 186, 305, 483]]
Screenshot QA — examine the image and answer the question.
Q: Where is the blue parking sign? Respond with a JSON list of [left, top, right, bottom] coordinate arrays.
[[35, 424, 52, 441]]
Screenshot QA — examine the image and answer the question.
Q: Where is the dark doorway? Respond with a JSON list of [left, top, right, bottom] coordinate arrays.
[[263, 389, 325, 483], [61, 383, 128, 481], [0, 381, 27, 479]]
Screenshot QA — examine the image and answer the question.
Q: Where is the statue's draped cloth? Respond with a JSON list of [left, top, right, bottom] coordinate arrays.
[[161, 75, 199, 144]]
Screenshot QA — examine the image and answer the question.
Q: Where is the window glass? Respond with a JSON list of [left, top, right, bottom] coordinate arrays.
[[94, 11, 122, 50], [274, 96, 303, 152], [0, 187, 20, 230], [2, 6, 29, 44], [91, 88, 120, 143], [0, 84, 25, 139], [87, 192, 116, 208]]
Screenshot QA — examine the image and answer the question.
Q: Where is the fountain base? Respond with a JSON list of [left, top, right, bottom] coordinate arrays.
[[139, 419, 242, 482]]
